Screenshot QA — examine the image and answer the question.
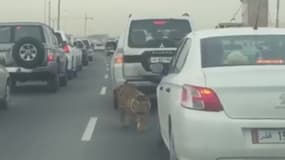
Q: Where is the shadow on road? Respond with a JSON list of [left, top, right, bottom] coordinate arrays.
[[11, 84, 51, 95]]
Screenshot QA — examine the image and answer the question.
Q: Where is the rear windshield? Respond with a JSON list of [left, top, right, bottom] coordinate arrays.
[[201, 35, 285, 68], [0, 25, 44, 43], [128, 19, 191, 48], [83, 40, 90, 48], [14, 26, 44, 42], [0, 26, 11, 43]]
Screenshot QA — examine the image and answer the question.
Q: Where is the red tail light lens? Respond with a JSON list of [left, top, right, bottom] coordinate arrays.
[[114, 55, 124, 64], [63, 44, 71, 53], [181, 85, 223, 112], [48, 54, 55, 62]]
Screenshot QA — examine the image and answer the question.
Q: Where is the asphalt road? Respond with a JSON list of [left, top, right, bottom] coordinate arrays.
[[0, 52, 169, 160]]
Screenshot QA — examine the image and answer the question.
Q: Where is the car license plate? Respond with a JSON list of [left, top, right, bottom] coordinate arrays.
[[150, 57, 172, 63], [252, 129, 285, 144]]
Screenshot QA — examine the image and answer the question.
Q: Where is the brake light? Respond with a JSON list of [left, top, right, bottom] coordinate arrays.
[[63, 44, 71, 53], [153, 20, 167, 26], [181, 85, 223, 112], [48, 54, 55, 62], [115, 55, 124, 64]]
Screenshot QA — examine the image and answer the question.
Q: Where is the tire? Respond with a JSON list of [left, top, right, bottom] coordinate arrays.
[[47, 74, 59, 93], [0, 82, 11, 110], [10, 79, 17, 91], [59, 73, 68, 87], [113, 89, 118, 110], [12, 37, 45, 69], [88, 56, 93, 62], [67, 71, 74, 80], [169, 130, 178, 160], [73, 70, 78, 78]]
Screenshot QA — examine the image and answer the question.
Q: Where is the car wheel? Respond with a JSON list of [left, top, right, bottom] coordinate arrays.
[[10, 79, 17, 91], [67, 71, 74, 80], [12, 37, 45, 69], [113, 89, 118, 110], [0, 82, 11, 110], [47, 74, 59, 93], [169, 130, 178, 160], [73, 70, 78, 78], [59, 72, 68, 87]]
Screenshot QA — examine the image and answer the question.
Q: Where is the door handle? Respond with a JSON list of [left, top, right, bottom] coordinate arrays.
[[166, 88, 171, 93], [160, 86, 164, 91]]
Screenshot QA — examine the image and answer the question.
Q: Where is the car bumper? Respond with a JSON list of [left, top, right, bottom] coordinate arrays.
[[6, 62, 57, 81], [172, 109, 285, 160]]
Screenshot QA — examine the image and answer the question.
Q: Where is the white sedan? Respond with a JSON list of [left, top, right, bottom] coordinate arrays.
[[154, 28, 285, 160]]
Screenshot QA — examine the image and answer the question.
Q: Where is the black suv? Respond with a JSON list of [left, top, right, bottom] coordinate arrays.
[[0, 22, 68, 92]]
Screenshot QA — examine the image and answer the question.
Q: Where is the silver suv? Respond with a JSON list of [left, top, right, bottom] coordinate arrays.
[[111, 16, 192, 99], [0, 22, 68, 92]]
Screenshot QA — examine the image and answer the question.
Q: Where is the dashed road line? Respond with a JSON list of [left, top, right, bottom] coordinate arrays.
[[81, 117, 98, 142], [100, 86, 107, 95], [104, 74, 109, 79]]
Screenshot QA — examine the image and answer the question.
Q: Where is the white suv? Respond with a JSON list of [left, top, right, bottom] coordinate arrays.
[[55, 31, 82, 79], [111, 16, 192, 101]]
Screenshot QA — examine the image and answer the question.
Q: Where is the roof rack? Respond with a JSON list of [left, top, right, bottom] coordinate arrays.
[[182, 13, 190, 17]]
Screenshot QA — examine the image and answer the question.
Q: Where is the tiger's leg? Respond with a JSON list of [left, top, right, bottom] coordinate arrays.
[[120, 109, 130, 128], [136, 115, 146, 133]]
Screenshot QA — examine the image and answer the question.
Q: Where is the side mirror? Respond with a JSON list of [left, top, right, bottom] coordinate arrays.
[[150, 63, 164, 75]]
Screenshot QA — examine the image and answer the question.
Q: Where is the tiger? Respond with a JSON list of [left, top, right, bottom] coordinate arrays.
[[115, 82, 151, 132]]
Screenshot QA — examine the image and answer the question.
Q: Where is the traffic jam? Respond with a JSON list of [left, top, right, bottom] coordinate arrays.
[[1, 0, 285, 160]]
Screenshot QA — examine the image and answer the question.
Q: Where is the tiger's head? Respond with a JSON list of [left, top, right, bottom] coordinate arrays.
[[131, 95, 151, 114]]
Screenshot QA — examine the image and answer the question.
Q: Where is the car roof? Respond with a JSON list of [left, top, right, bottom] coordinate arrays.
[[0, 22, 48, 27], [189, 28, 285, 39], [129, 16, 191, 21]]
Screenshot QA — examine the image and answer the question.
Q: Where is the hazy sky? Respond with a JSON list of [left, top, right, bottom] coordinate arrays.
[[0, 0, 284, 36]]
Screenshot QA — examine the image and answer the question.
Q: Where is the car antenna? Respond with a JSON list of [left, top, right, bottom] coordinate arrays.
[[254, 0, 262, 30]]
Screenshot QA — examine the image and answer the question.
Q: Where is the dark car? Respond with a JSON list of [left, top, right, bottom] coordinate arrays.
[[0, 22, 68, 92]]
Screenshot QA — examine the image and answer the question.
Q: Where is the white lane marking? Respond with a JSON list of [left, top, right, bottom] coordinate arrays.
[[104, 74, 109, 79], [100, 86, 107, 95], [81, 117, 98, 142]]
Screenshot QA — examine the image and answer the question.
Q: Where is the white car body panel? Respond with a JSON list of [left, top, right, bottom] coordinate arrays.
[[157, 28, 285, 160]]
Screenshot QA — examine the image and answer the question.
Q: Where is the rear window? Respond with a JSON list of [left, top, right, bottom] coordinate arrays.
[[55, 32, 64, 46], [0, 26, 11, 43], [83, 40, 90, 48], [14, 26, 44, 42], [128, 19, 191, 48], [201, 35, 285, 68]]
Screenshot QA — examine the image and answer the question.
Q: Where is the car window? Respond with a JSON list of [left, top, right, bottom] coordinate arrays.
[[168, 39, 187, 73], [0, 26, 11, 43], [14, 26, 44, 42], [174, 38, 191, 72], [201, 35, 285, 68], [128, 19, 191, 48]]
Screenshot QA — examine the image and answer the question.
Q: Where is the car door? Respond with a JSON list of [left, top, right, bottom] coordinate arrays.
[[158, 38, 192, 142], [50, 30, 66, 73]]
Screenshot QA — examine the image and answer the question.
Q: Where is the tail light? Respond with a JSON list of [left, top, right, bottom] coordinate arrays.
[[114, 55, 124, 64], [181, 85, 223, 112], [48, 53, 55, 62], [63, 44, 71, 53], [114, 48, 124, 64]]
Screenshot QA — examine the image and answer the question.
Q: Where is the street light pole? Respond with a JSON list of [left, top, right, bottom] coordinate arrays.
[[44, 0, 47, 23], [57, 0, 61, 30], [48, 0, 51, 26], [276, 0, 280, 27], [84, 13, 94, 36]]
